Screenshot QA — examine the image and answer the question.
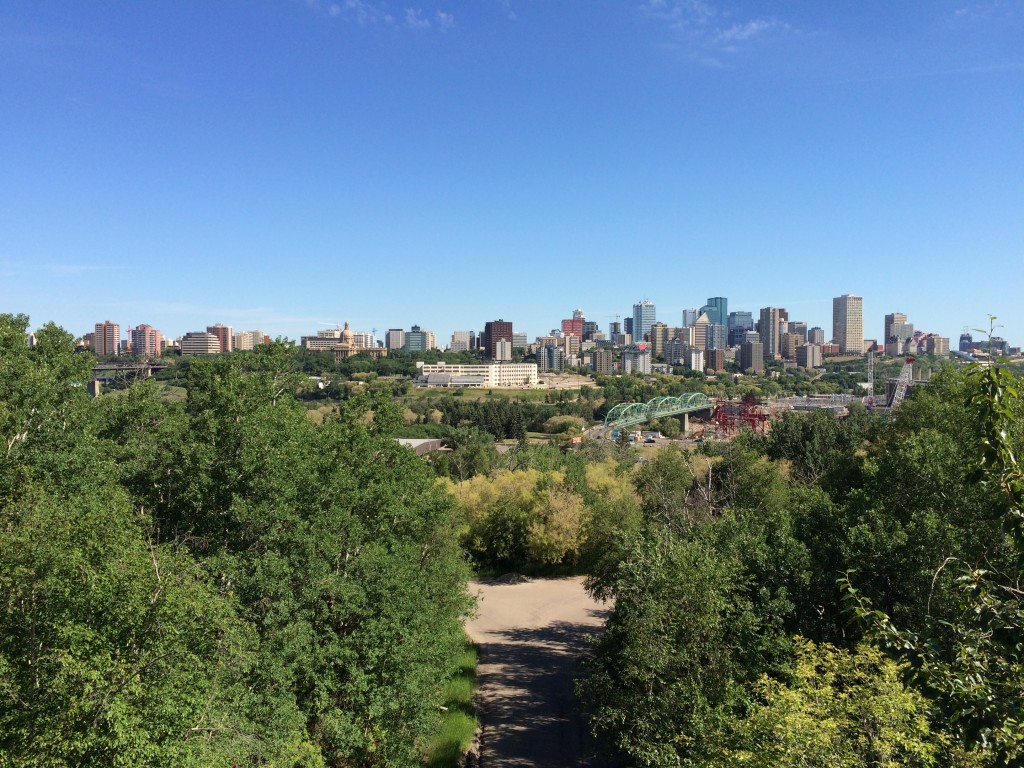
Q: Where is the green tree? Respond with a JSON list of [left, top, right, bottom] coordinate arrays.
[[848, 358, 1024, 763], [712, 639, 944, 768]]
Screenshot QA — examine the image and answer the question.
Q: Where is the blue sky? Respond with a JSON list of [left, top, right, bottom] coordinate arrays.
[[2, 1, 1022, 346]]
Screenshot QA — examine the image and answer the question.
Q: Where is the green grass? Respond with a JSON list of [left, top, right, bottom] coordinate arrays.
[[422, 641, 478, 768]]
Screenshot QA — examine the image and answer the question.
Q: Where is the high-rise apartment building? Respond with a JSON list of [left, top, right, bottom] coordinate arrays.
[[483, 320, 513, 361], [832, 294, 864, 354], [207, 324, 233, 354], [130, 324, 162, 357], [649, 322, 670, 359], [758, 307, 781, 359], [739, 341, 764, 373], [632, 300, 656, 343], [621, 344, 651, 375], [233, 330, 268, 351], [537, 344, 566, 372], [588, 348, 613, 374], [706, 348, 725, 372], [94, 320, 121, 356]]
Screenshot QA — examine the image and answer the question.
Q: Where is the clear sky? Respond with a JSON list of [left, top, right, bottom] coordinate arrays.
[[2, 1, 1022, 346]]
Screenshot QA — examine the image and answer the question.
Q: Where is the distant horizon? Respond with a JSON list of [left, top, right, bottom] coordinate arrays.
[[20, 293, 1005, 351]]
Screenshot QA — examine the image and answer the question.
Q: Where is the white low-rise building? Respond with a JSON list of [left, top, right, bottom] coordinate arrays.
[[417, 362, 539, 388]]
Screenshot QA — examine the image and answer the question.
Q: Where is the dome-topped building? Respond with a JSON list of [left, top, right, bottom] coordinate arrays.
[[334, 321, 387, 362]]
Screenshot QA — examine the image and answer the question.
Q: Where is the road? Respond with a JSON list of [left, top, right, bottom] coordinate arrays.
[[464, 576, 620, 768]]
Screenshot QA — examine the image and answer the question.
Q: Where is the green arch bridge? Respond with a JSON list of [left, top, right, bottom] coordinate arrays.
[[604, 393, 715, 430]]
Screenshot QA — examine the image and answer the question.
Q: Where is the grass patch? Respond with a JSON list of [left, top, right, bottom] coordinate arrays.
[[422, 641, 478, 768]]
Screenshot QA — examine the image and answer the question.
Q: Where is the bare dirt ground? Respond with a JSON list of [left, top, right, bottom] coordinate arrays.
[[464, 576, 620, 768]]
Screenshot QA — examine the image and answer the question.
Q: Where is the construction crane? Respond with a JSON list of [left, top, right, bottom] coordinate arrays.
[[888, 357, 915, 409]]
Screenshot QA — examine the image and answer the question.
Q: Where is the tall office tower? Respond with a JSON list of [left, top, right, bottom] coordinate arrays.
[[758, 307, 781, 359], [94, 320, 121, 356], [482, 319, 513, 360], [572, 308, 585, 320], [832, 294, 864, 354], [130, 324, 162, 357], [739, 341, 764, 374], [681, 308, 698, 327], [808, 326, 826, 345], [561, 316, 584, 340], [632, 300, 656, 343], [403, 325, 434, 353], [797, 343, 822, 368], [609, 320, 622, 338], [727, 311, 754, 346], [884, 312, 907, 342], [706, 324, 727, 350], [582, 320, 598, 341], [702, 297, 728, 328], [449, 331, 474, 353], [207, 324, 233, 354], [789, 321, 808, 341], [959, 332, 973, 353], [385, 329, 405, 351], [512, 332, 527, 349], [693, 312, 710, 349], [623, 317, 633, 337], [884, 312, 914, 356], [781, 333, 800, 361]]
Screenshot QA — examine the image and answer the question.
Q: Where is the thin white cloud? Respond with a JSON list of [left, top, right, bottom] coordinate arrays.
[[640, 1, 796, 65], [405, 8, 431, 29], [436, 10, 455, 31], [718, 18, 784, 43], [302, 0, 455, 31]]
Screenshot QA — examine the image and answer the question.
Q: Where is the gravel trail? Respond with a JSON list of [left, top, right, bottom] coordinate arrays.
[[464, 576, 619, 768]]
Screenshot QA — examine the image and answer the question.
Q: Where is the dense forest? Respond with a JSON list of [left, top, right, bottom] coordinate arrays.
[[1, 315, 472, 767], [3, 314, 1022, 766]]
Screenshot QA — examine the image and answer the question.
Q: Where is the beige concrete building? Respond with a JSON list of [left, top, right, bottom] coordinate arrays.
[[832, 294, 864, 354], [181, 331, 221, 355], [417, 362, 538, 388]]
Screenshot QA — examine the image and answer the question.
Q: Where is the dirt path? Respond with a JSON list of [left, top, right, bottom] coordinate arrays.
[[464, 576, 619, 768]]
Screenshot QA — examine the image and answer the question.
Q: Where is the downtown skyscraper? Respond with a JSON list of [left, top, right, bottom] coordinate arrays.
[[833, 294, 864, 354]]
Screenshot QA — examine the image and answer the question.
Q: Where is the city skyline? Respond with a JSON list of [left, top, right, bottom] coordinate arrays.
[[63, 291, 986, 355], [2, 2, 1022, 344]]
